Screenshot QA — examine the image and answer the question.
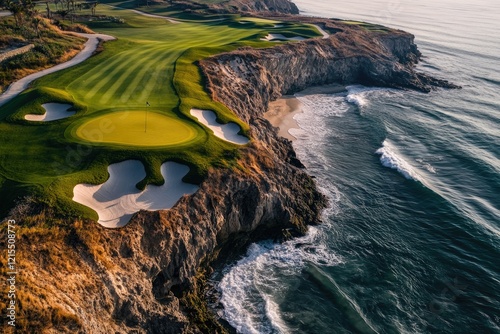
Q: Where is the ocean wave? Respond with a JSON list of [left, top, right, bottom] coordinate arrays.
[[345, 85, 400, 108], [290, 94, 344, 169], [219, 228, 342, 333], [416, 158, 437, 174], [376, 140, 422, 181], [296, 93, 349, 117], [346, 85, 370, 107]]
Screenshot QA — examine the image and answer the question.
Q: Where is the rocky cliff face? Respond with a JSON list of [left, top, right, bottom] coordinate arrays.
[[2, 137, 324, 333], [200, 19, 457, 112], [1, 17, 457, 334], [170, 0, 299, 15], [3, 146, 323, 333], [212, 0, 299, 14]]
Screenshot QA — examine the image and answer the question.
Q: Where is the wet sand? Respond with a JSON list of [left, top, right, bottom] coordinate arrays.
[[264, 84, 346, 140], [264, 96, 302, 140]]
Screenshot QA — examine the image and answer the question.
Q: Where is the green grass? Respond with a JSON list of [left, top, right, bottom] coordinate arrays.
[[0, 5, 322, 220], [238, 17, 281, 24]]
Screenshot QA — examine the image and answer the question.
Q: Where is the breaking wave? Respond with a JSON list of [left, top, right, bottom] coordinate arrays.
[[376, 140, 421, 181], [219, 228, 342, 334]]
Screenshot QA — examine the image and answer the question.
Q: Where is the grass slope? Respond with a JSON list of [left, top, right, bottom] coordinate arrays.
[[0, 4, 322, 219]]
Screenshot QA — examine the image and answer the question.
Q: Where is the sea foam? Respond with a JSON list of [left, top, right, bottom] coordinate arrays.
[[345, 85, 400, 108], [346, 85, 370, 107], [219, 228, 342, 334]]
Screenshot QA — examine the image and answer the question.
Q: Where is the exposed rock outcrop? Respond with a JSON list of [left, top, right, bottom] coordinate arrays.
[[168, 0, 299, 15], [217, 0, 299, 14], [2, 140, 324, 333], [200, 19, 458, 116]]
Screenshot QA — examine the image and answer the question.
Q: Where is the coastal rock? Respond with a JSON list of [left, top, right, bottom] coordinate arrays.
[[4, 139, 324, 333], [213, 0, 299, 14], [200, 19, 459, 111], [170, 0, 299, 15]]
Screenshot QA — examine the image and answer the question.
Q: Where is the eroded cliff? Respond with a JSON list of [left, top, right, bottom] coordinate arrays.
[[200, 18, 457, 120], [216, 0, 299, 14], [169, 0, 299, 15], [1, 138, 323, 333]]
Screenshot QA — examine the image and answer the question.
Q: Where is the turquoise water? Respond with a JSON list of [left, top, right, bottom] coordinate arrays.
[[214, 1, 500, 333]]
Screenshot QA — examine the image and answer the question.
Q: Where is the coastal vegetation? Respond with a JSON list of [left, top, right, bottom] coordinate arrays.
[[0, 15, 86, 92], [0, 1, 322, 219]]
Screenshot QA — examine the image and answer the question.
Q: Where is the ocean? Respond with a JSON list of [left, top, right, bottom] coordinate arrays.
[[212, 0, 500, 333]]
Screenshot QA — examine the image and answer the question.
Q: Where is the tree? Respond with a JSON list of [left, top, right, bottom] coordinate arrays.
[[90, 2, 97, 16], [2, 0, 36, 28], [31, 15, 42, 37], [45, 1, 51, 18], [3, 0, 25, 27], [55, 8, 69, 20]]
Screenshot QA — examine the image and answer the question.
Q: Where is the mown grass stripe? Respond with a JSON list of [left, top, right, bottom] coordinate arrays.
[[79, 45, 168, 100], [75, 53, 131, 92], [82, 43, 169, 85], [100, 49, 172, 105], [138, 61, 175, 103], [82, 54, 142, 101]]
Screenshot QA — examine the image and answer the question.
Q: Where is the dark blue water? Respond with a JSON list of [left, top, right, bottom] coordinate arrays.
[[214, 1, 500, 333]]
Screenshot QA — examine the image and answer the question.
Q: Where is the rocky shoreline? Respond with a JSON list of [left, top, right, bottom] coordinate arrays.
[[1, 3, 459, 333]]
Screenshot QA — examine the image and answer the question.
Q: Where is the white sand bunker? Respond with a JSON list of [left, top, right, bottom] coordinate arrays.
[[190, 109, 249, 145], [73, 160, 199, 228], [261, 34, 306, 42], [24, 103, 75, 121]]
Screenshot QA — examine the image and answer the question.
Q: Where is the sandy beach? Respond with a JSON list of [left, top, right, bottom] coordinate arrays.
[[264, 84, 346, 140], [264, 96, 302, 140]]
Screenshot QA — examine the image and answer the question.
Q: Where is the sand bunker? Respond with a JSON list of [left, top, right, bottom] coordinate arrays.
[[312, 24, 330, 39], [24, 103, 75, 121], [73, 160, 199, 228], [261, 34, 306, 42], [190, 109, 249, 145], [129, 9, 180, 23]]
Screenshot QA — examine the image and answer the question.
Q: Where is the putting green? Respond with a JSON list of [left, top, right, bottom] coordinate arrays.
[[74, 111, 199, 147]]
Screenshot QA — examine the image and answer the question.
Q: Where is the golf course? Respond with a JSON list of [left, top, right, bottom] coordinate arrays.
[[0, 1, 324, 223]]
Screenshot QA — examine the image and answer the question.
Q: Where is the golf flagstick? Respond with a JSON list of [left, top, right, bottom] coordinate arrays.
[[145, 101, 150, 132]]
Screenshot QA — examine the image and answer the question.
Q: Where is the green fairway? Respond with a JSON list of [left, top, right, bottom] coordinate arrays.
[[0, 4, 323, 219], [73, 110, 201, 147]]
